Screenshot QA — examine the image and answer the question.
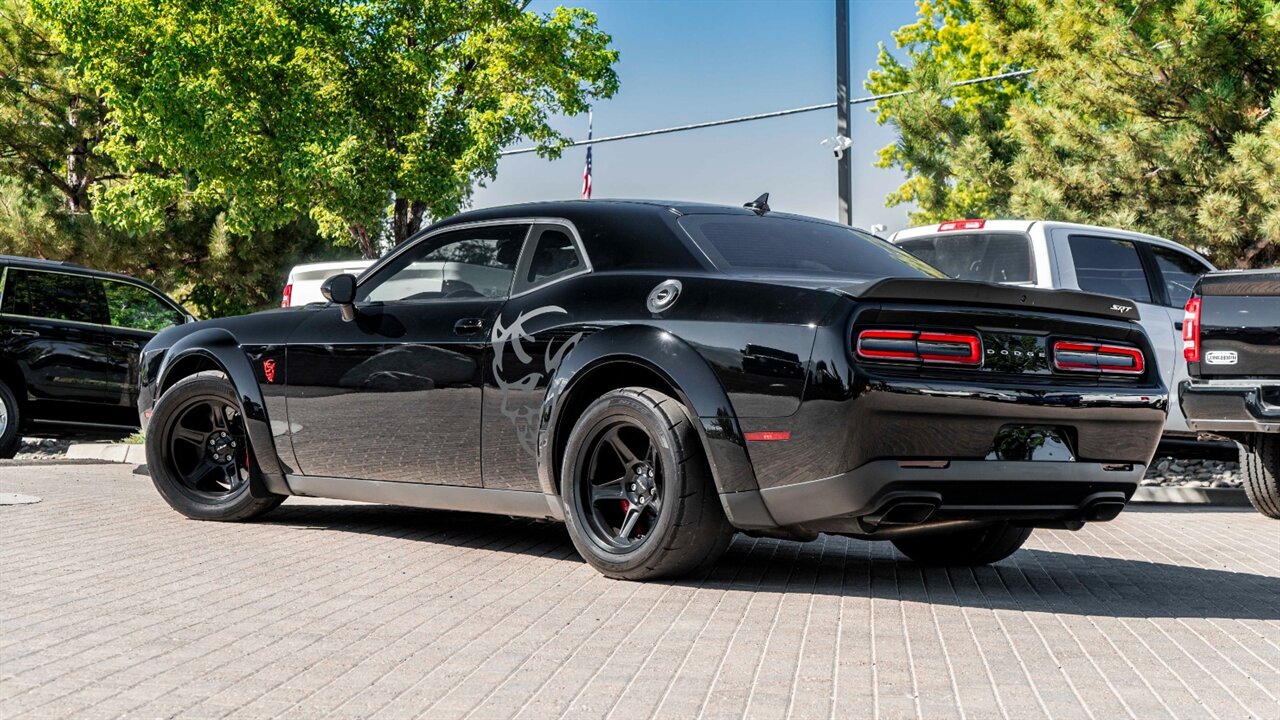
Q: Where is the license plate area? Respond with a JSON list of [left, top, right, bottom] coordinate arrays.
[[985, 425, 1076, 462]]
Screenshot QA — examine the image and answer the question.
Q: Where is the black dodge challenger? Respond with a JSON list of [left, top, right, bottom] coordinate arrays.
[[138, 199, 1168, 579]]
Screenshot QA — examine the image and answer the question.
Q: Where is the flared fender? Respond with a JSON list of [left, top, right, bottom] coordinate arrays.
[[535, 324, 762, 501]]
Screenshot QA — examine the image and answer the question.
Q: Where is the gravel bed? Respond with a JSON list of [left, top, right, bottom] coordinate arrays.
[[13, 438, 73, 461], [1143, 456, 1242, 488]]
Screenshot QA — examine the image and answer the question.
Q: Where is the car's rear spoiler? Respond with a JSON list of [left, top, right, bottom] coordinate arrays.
[[838, 278, 1142, 322]]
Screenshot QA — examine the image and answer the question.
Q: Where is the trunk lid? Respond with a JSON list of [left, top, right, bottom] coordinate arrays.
[[840, 277, 1141, 322]]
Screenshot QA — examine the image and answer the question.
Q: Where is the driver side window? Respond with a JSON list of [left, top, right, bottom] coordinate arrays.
[[357, 224, 529, 303]]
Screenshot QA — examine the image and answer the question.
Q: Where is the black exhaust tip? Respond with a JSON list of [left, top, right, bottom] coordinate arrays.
[[1081, 492, 1128, 522], [862, 493, 943, 530]]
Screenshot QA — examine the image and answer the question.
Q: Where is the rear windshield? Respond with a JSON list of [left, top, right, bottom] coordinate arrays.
[[896, 232, 1034, 284], [678, 215, 944, 280]]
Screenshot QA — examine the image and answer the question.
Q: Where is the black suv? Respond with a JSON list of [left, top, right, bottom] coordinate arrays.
[[0, 256, 190, 457]]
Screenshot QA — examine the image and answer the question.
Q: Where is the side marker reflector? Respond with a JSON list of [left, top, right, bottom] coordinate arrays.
[[898, 460, 950, 469], [744, 431, 791, 442]]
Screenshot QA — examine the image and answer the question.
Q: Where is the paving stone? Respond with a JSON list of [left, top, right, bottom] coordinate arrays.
[[2, 463, 1279, 719]]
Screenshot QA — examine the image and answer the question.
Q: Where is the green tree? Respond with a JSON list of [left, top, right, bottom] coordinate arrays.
[[866, 0, 1031, 224], [991, 0, 1280, 268], [0, 0, 114, 215], [38, 0, 619, 258], [871, 0, 1280, 268], [1, 0, 420, 317]]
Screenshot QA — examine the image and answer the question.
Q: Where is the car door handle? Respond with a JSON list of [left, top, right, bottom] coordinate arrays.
[[454, 318, 485, 336], [9, 329, 39, 337], [113, 340, 139, 349]]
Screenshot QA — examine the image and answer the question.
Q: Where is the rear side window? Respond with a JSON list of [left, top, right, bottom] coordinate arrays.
[[1068, 235, 1152, 303], [101, 280, 184, 332], [518, 227, 584, 292], [0, 269, 107, 324], [679, 215, 943, 280], [897, 233, 1034, 283], [1149, 245, 1209, 308]]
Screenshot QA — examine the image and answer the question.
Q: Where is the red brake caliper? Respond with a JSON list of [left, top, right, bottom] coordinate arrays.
[[620, 499, 630, 515]]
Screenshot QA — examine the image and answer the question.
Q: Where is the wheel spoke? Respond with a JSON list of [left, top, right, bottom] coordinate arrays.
[[186, 458, 222, 491], [172, 425, 206, 448], [590, 477, 627, 503], [604, 428, 640, 467], [210, 404, 229, 431], [216, 463, 241, 491], [646, 494, 662, 516], [617, 506, 645, 540]]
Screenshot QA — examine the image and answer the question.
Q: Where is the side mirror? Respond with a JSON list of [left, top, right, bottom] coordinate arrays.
[[321, 273, 358, 322]]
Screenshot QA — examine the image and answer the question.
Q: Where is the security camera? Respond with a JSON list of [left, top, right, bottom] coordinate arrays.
[[821, 135, 853, 160]]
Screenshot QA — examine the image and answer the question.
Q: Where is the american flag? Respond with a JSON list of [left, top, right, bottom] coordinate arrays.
[[581, 112, 593, 199]]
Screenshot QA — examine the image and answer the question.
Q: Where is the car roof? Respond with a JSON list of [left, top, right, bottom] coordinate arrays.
[[889, 219, 1194, 253], [0, 254, 183, 303], [430, 198, 865, 229]]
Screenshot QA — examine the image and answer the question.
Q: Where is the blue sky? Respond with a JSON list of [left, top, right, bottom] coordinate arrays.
[[470, 0, 923, 232]]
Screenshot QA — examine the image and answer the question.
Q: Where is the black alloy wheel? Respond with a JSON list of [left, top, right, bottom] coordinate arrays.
[[561, 387, 734, 580], [146, 372, 283, 521], [579, 419, 664, 552], [164, 396, 251, 499]]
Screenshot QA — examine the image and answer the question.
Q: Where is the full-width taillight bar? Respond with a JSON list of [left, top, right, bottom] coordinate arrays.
[[1183, 296, 1201, 362], [856, 329, 982, 366], [1052, 341, 1145, 375]]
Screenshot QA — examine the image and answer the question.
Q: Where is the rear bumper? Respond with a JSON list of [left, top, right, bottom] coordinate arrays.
[[1180, 380, 1280, 434], [723, 459, 1143, 532]]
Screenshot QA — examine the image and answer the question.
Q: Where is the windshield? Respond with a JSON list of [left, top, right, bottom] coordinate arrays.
[[896, 232, 1034, 284], [678, 215, 944, 281]]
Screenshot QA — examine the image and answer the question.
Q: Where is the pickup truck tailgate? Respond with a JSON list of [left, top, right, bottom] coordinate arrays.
[[1193, 271, 1280, 378]]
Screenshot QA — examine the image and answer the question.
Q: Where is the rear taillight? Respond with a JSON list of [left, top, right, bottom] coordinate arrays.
[[1052, 341, 1144, 375], [1183, 296, 1201, 362], [856, 329, 982, 366], [281, 283, 293, 308]]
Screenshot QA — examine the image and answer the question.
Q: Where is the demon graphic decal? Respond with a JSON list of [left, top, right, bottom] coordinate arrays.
[[492, 306, 583, 458]]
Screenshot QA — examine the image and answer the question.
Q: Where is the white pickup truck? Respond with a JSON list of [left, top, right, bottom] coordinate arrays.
[[889, 219, 1217, 448]]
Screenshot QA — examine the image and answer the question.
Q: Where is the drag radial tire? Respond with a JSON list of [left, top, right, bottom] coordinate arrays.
[[0, 380, 20, 459], [891, 523, 1032, 566], [1239, 434, 1280, 519], [146, 372, 283, 521], [561, 387, 734, 580]]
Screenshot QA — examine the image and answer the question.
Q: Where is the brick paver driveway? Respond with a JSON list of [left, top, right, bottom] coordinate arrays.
[[3, 463, 1279, 719]]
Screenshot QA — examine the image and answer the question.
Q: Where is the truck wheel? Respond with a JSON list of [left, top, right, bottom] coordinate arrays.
[[0, 380, 20, 459], [892, 523, 1032, 566], [561, 387, 734, 580], [1240, 434, 1280, 519], [146, 373, 284, 521]]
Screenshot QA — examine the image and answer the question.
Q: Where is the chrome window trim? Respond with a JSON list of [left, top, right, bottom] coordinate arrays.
[[354, 217, 593, 303]]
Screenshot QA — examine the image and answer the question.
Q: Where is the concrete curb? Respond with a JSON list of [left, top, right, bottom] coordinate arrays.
[[65, 443, 147, 464], [1131, 485, 1252, 507]]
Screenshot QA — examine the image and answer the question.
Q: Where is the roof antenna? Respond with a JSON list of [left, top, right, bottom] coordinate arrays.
[[744, 193, 770, 215]]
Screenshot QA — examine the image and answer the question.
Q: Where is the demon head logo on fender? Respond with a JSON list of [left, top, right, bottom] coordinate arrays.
[[492, 306, 582, 458], [262, 358, 277, 383]]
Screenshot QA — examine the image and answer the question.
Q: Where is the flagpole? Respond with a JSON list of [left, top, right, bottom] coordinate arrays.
[[581, 111, 594, 199]]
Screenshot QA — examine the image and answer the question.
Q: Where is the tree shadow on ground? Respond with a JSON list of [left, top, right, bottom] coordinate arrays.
[[260, 501, 1280, 621]]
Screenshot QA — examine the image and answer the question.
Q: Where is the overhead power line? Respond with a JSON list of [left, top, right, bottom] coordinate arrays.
[[498, 69, 1034, 157]]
